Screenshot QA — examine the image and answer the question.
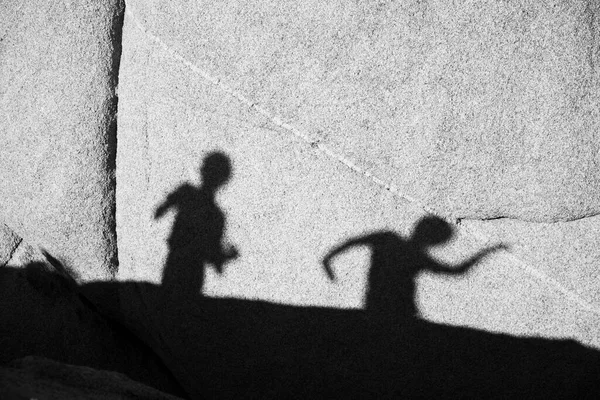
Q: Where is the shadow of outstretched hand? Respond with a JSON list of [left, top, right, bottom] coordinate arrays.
[[322, 255, 336, 281], [225, 245, 239, 260], [213, 245, 239, 274], [479, 243, 509, 257]]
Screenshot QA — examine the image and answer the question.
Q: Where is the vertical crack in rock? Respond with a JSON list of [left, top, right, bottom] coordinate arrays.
[[106, 1, 126, 274]]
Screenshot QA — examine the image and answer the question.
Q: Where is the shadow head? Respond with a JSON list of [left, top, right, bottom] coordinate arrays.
[[200, 152, 232, 189], [411, 216, 453, 247]]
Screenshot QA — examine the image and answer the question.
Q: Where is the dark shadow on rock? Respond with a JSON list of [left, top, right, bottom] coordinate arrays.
[[4, 228, 600, 400], [0, 262, 186, 398], [85, 280, 600, 400], [94, 150, 600, 400], [3, 152, 600, 399]]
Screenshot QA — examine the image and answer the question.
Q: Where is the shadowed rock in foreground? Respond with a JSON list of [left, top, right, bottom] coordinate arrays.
[[0, 260, 185, 397], [100, 280, 600, 399], [0, 357, 183, 400], [1, 257, 599, 399]]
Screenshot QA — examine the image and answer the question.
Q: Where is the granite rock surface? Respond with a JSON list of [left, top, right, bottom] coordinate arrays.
[[115, 4, 600, 395], [127, 0, 600, 222], [0, 0, 123, 281]]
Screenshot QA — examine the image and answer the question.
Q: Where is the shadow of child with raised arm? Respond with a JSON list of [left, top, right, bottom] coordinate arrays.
[[155, 152, 238, 299], [323, 216, 506, 322]]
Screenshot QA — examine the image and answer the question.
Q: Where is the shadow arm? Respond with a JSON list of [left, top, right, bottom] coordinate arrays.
[[154, 203, 168, 219], [322, 235, 373, 280], [431, 244, 507, 275], [210, 245, 239, 274], [154, 191, 177, 219]]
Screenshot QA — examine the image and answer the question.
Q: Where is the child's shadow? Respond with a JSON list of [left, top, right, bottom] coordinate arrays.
[[154, 152, 238, 299], [323, 216, 506, 322]]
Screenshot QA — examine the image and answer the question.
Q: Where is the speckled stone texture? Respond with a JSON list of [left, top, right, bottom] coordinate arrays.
[[0, 0, 123, 281], [119, 0, 600, 329], [461, 215, 600, 345], [127, 0, 600, 223], [116, 2, 600, 395]]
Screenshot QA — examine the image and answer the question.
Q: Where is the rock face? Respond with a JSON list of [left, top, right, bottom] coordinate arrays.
[[125, 0, 600, 223], [115, 2, 600, 396], [118, 0, 600, 332], [0, 0, 123, 281], [0, 357, 183, 400]]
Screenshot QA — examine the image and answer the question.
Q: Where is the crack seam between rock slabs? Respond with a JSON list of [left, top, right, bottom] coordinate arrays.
[[1, 235, 23, 268], [124, 7, 600, 317]]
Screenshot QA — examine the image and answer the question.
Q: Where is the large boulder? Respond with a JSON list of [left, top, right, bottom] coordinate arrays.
[[0, 0, 123, 281], [116, 2, 600, 395], [118, 0, 600, 334], [125, 0, 600, 222]]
